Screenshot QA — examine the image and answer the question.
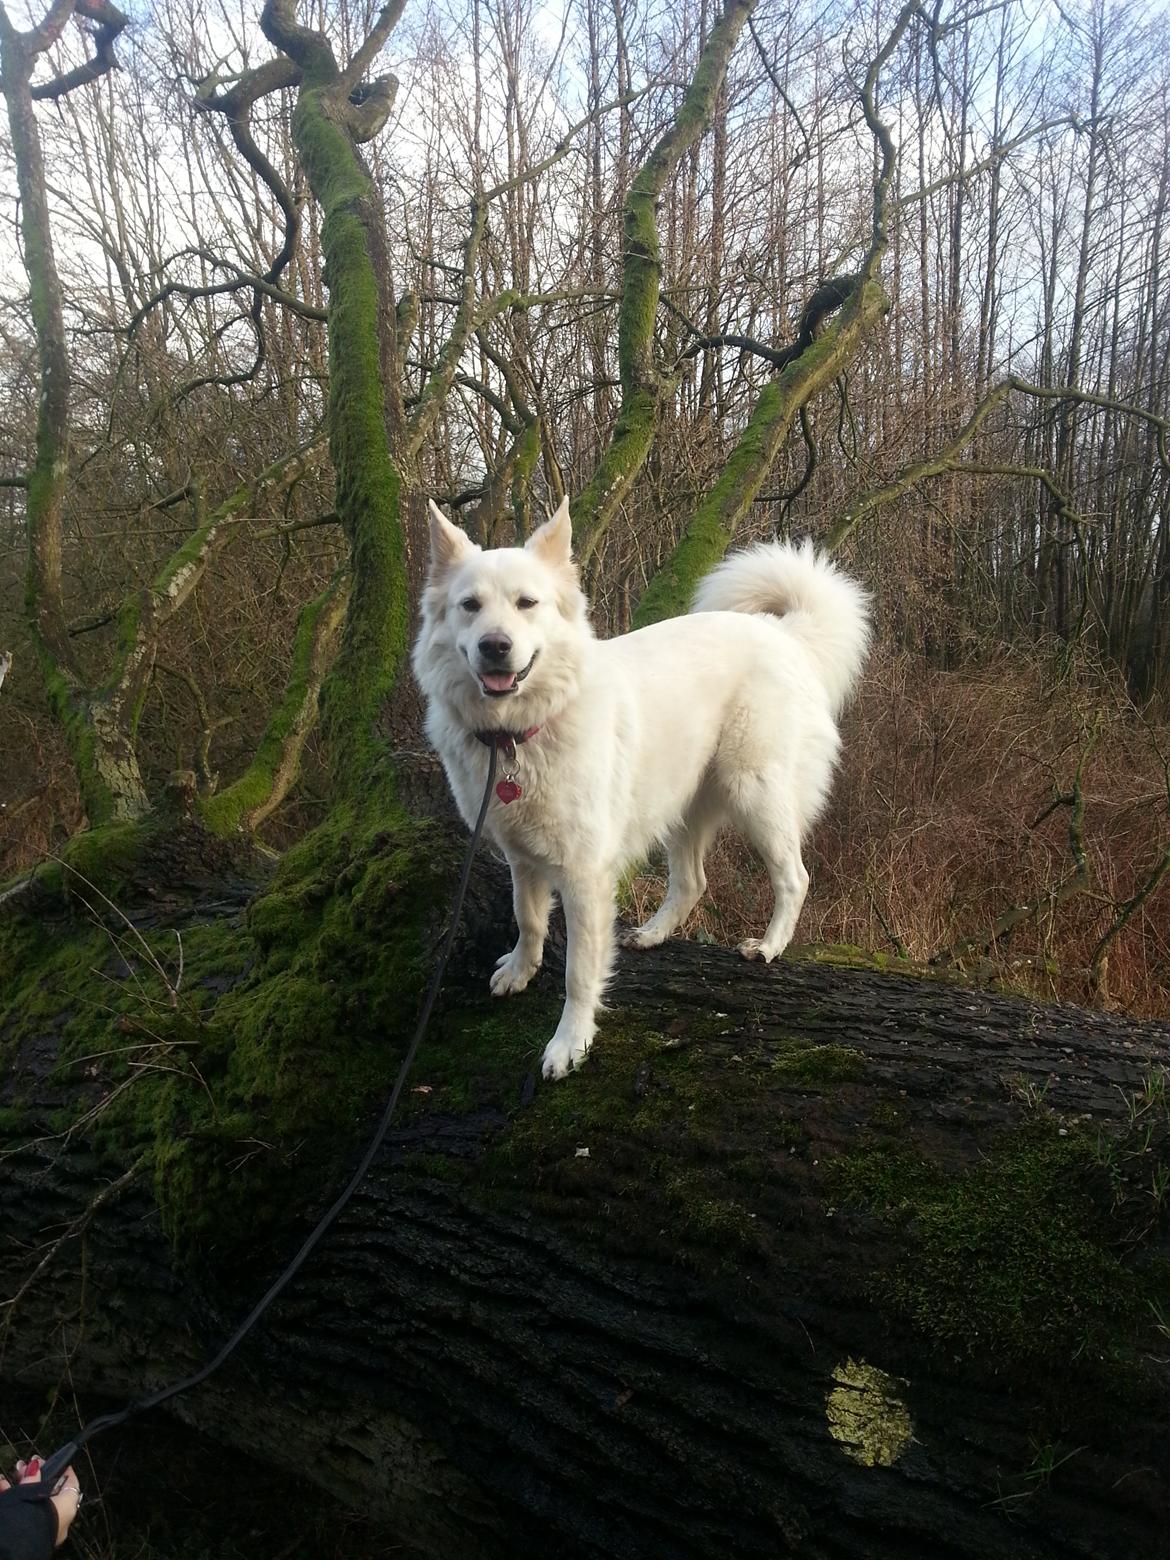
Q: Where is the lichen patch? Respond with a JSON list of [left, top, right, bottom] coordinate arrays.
[[825, 1357, 913, 1467]]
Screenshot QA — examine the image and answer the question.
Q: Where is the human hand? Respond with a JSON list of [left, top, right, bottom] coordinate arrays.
[[0, 1457, 83, 1549]]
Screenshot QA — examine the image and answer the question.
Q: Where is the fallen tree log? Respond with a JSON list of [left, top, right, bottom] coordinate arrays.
[[1, 835, 1168, 1560]]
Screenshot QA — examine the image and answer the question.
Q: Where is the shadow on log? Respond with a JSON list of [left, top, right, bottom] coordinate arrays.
[[1, 818, 1168, 1560]]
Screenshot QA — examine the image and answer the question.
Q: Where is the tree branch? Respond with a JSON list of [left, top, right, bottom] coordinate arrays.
[[935, 736, 1096, 968], [572, 0, 758, 566], [747, 13, 810, 170], [28, 0, 127, 101], [829, 376, 1170, 551], [201, 573, 348, 834]]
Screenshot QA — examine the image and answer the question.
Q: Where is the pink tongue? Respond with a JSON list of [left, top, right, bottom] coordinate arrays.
[[482, 672, 517, 693]]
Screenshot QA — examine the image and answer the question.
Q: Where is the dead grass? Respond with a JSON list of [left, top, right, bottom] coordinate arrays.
[[5, 635, 1168, 1019], [628, 643, 1170, 1018], [0, 706, 83, 877]]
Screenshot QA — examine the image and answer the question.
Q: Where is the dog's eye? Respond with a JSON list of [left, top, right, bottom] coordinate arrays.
[[460, 597, 481, 613], [517, 597, 538, 610]]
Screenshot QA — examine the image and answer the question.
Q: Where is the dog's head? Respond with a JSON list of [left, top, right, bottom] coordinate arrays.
[[412, 496, 590, 724]]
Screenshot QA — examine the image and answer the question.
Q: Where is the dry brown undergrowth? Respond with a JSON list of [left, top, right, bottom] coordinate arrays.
[[4, 642, 1168, 1018], [628, 644, 1170, 1019]]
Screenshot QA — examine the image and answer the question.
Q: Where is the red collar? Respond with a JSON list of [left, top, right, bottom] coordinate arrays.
[[474, 725, 541, 760]]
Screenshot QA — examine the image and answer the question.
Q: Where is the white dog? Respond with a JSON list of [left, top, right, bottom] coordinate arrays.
[[412, 497, 870, 1081]]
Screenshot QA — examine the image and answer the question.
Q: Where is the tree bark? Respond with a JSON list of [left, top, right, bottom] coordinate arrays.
[[2, 871, 1168, 1560], [0, 0, 141, 824]]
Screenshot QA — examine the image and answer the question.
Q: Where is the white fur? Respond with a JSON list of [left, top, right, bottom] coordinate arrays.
[[412, 506, 870, 1081]]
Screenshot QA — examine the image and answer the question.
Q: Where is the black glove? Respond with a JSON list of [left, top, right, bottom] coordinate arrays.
[[0, 1481, 57, 1560]]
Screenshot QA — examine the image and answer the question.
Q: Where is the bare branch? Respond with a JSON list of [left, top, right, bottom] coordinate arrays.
[[342, 0, 408, 90], [29, 0, 127, 100], [829, 375, 1170, 551], [934, 734, 1096, 967], [747, 13, 810, 170]]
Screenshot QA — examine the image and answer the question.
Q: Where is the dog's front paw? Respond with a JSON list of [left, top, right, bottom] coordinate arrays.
[[490, 948, 540, 997], [541, 1030, 592, 1080], [737, 937, 778, 963]]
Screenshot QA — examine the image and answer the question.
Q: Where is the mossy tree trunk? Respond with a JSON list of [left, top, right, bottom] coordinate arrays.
[[1, 886, 1167, 1559], [199, 574, 349, 834], [258, 0, 409, 805], [0, 0, 144, 825], [571, 0, 757, 568], [628, 3, 926, 624], [632, 280, 889, 627]]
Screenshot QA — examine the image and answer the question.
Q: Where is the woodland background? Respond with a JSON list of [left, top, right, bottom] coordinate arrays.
[[1, 0, 1169, 1015], [1, 3, 1170, 1556]]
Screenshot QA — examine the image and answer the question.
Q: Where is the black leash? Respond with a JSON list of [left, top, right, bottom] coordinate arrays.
[[38, 743, 501, 1490]]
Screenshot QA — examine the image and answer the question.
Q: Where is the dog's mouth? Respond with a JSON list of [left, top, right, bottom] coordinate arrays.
[[478, 652, 537, 698]]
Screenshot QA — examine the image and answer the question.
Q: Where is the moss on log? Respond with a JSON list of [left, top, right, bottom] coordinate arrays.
[[1, 825, 1168, 1557]]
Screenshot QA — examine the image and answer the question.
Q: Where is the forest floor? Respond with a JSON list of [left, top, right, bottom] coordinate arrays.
[[625, 645, 1170, 1019], [6, 642, 1165, 1019]]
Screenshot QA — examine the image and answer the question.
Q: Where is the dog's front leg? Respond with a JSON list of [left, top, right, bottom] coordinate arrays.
[[541, 873, 615, 1080], [491, 856, 552, 997]]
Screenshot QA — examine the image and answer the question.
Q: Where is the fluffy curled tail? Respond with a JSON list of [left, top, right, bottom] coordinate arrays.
[[692, 539, 870, 715]]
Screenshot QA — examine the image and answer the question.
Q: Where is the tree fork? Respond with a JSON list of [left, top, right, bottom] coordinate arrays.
[[627, 0, 922, 622], [633, 279, 888, 627]]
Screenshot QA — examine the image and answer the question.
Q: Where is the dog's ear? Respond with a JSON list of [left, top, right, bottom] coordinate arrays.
[[427, 500, 475, 575], [525, 495, 573, 569]]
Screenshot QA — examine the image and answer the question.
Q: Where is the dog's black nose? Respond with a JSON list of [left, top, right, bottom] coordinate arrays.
[[478, 633, 512, 664]]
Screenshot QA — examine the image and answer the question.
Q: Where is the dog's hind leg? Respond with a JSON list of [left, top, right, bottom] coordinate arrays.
[[726, 771, 810, 963], [491, 857, 552, 997], [541, 873, 614, 1079], [622, 805, 718, 950]]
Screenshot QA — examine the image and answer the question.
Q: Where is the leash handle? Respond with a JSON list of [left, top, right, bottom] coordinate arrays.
[[35, 743, 500, 1483], [37, 1444, 77, 1489]]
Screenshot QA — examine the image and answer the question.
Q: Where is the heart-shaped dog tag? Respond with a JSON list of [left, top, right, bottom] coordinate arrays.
[[496, 779, 522, 805]]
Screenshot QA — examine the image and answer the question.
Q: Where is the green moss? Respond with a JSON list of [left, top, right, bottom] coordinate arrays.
[[0, 802, 460, 1255], [827, 1142, 937, 1211], [401, 1151, 464, 1182], [468, 1011, 814, 1274], [827, 1125, 1164, 1376], [58, 817, 151, 893], [509, 415, 542, 535], [0, 906, 49, 999], [792, 941, 953, 981], [289, 83, 407, 796], [30, 654, 117, 826], [659, 1167, 760, 1250], [10, 814, 235, 906], [399, 996, 560, 1118], [769, 1043, 864, 1086], [572, 386, 659, 564]]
